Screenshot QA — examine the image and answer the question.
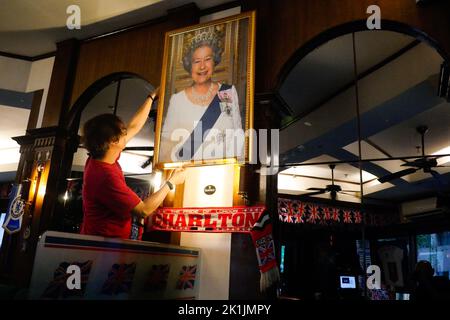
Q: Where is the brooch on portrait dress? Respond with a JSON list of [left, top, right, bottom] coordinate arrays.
[[218, 89, 233, 117]]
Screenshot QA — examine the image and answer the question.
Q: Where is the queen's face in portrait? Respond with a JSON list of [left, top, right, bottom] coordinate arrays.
[[190, 45, 215, 86]]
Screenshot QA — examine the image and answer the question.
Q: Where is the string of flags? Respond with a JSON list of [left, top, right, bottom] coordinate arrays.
[[278, 198, 397, 226]]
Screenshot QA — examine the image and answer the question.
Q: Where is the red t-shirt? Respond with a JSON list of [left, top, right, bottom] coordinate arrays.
[[81, 157, 141, 239]]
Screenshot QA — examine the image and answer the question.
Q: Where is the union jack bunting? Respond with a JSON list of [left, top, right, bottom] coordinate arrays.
[[278, 198, 370, 226], [323, 207, 332, 221], [101, 263, 136, 295], [307, 204, 321, 223], [41, 260, 92, 299], [354, 211, 362, 224], [331, 207, 340, 222], [277, 199, 289, 221], [176, 265, 197, 290], [343, 210, 352, 223], [144, 264, 170, 291], [291, 201, 306, 223]]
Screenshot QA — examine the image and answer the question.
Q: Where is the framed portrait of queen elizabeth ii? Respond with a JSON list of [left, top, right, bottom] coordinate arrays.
[[154, 11, 256, 168]]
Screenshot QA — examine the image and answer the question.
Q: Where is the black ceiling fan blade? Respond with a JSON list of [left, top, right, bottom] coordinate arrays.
[[400, 161, 418, 167], [378, 168, 418, 183], [301, 190, 327, 196], [307, 187, 326, 191]]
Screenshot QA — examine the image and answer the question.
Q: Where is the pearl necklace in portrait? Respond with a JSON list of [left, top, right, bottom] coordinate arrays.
[[191, 82, 214, 106]]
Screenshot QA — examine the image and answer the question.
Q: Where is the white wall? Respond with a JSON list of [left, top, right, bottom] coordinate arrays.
[[180, 165, 235, 300], [26, 57, 55, 128], [0, 56, 54, 181], [0, 56, 31, 92]]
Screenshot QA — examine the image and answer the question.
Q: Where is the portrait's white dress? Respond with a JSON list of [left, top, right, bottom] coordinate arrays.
[[160, 84, 244, 162]]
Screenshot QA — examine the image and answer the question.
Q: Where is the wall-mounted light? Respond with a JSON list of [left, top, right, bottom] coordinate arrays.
[[152, 170, 162, 190], [37, 163, 45, 173]]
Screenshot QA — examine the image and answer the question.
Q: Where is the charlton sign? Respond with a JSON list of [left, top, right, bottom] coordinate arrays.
[[148, 206, 266, 232]]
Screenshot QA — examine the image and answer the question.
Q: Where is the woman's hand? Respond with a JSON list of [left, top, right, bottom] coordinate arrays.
[[149, 87, 160, 101], [168, 168, 186, 185]]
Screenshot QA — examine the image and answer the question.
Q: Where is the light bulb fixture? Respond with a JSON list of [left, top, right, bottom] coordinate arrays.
[[37, 162, 45, 173]]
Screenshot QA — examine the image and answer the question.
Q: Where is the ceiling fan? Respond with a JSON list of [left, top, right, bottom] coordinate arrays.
[[378, 126, 450, 184], [301, 164, 360, 200]]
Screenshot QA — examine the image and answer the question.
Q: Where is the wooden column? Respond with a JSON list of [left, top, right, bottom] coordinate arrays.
[[0, 127, 79, 287], [229, 92, 282, 299], [42, 39, 80, 127], [0, 136, 34, 285], [0, 38, 80, 287]]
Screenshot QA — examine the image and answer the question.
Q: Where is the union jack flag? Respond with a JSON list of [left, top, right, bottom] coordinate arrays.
[[255, 234, 276, 268], [41, 260, 92, 299], [343, 210, 352, 223], [354, 211, 362, 224], [307, 204, 320, 223], [332, 208, 340, 222], [323, 207, 332, 221], [176, 265, 197, 290], [278, 199, 290, 215], [144, 264, 170, 291], [278, 199, 290, 222], [286, 214, 295, 223], [291, 201, 305, 223], [101, 263, 136, 295]]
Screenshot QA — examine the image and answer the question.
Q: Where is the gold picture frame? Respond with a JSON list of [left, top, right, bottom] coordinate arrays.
[[153, 11, 256, 169]]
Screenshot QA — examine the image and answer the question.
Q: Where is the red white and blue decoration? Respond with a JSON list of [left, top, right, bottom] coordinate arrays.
[[278, 198, 362, 225], [175, 265, 197, 290], [101, 263, 137, 295], [41, 260, 93, 299], [148, 206, 280, 291], [144, 264, 170, 291], [278, 198, 396, 226]]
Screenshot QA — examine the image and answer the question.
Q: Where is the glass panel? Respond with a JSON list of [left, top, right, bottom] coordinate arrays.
[[362, 159, 450, 204], [355, 30, 448, 160], [417, 232, 450, 279], [278, 33, 360, 174], [278, 162, 362, 204], [76, 81, 118, 136], [116, 78, 155, 149], [72, 81, 118, 173]]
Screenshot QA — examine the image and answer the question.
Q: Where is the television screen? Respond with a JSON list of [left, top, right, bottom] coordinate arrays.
[[396, 293, 410, 300], [339, 276, 356, 289]]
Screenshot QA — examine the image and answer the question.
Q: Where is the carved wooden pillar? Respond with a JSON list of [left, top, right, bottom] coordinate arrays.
[[0, 128, 79, 287], [0, 136, 34, 285], [0, 37, 80, 287]]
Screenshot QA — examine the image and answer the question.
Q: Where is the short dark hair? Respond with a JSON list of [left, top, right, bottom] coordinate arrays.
[[82, 114, 126, 159]]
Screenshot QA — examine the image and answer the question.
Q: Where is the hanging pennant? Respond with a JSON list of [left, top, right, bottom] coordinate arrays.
[[3, 184, 25, 234]]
